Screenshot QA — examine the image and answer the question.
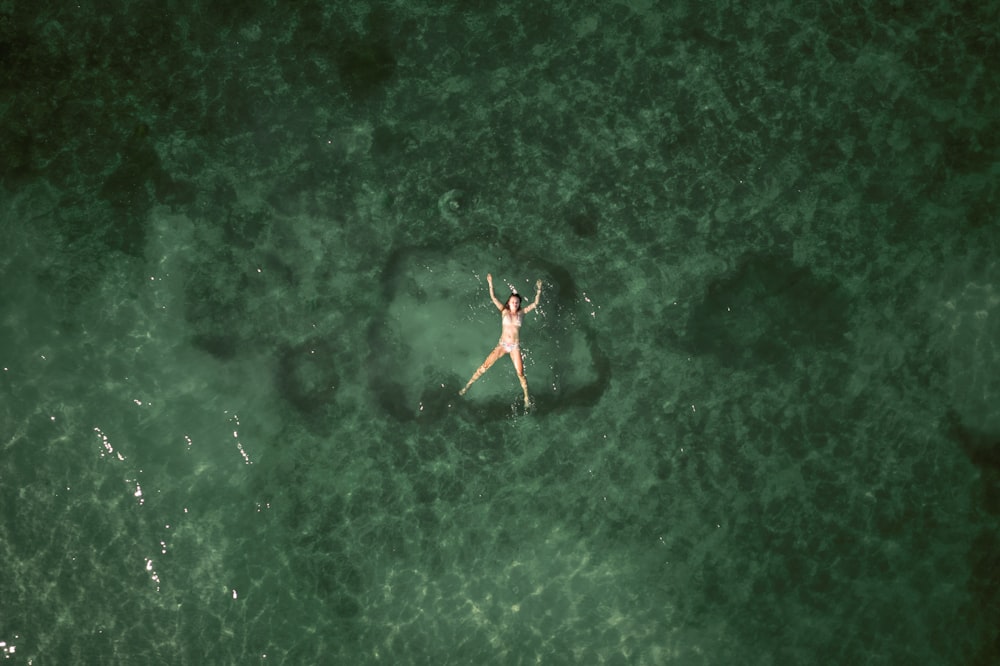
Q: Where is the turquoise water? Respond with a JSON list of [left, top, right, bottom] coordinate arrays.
[[2, 1, 999, 663]]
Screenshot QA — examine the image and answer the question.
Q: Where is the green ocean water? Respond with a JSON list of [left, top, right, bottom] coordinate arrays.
[[1, 1, 999, 663]]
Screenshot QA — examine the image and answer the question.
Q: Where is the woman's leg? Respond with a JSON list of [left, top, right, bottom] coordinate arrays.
[[459, 345, 505, 395], [511, 350, 530, 406]]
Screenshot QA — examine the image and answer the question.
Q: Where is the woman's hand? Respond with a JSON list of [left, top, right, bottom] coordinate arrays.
[[536, 279, 543, 290], [487, 273, 493, 285]]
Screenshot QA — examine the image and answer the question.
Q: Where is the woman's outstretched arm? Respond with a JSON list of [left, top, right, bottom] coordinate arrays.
[[486, 273, 504, 311], [522, 279, 543, 313]]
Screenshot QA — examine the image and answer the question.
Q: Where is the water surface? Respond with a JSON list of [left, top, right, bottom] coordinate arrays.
[[1, 1, 998, 663]]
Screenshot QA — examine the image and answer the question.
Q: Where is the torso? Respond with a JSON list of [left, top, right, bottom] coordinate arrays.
[[500, 309, 523, 347]]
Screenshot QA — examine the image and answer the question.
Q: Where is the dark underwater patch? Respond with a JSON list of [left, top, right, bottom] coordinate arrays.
[[334, 8, 398, 100], [275, 337, 340, 434], [678, 253, 851, 368]]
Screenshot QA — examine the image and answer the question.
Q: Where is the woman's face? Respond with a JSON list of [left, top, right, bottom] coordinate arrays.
[[507, 295, 520, 311]]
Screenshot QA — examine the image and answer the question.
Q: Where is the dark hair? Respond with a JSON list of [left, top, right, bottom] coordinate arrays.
[[507, 292, 522, 309]]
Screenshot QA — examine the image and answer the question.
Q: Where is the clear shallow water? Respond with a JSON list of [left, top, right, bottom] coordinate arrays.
[[2, 1, 999, 663]]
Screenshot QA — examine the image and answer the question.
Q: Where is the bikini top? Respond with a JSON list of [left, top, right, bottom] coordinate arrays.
[[502, 310, 523, 327]]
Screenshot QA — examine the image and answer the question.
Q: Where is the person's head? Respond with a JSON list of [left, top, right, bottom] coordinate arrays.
[[506, 292, 522, 311]]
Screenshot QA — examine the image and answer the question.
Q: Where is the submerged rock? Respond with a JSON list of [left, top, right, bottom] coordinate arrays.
[[437, 189, 467, 224]]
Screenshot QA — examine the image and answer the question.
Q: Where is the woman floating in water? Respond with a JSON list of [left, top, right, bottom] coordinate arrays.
[[459, 273, 543, 407]]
